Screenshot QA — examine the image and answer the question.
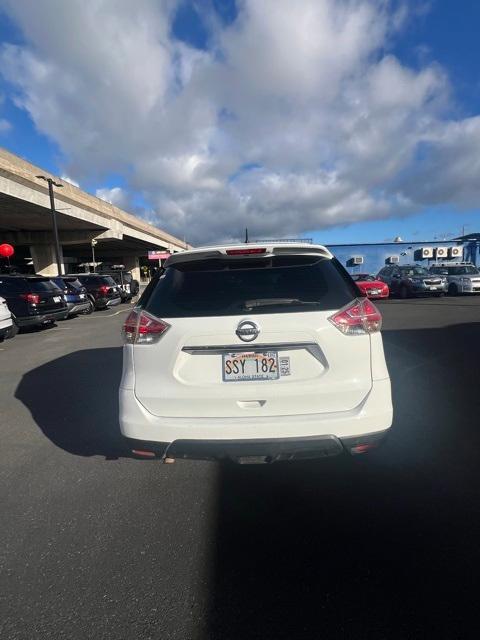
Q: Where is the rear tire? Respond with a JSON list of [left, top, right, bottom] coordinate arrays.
[[8, 317, 19, 338], [399, 285, 409, 299], [448, 283, 458, 296], [131, 280, 140, 296]]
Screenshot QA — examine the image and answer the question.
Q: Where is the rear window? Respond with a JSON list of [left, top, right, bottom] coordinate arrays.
[[105, 273, 120, 282], [68, 279, 84, 289], [107, 272, 132, 283], [61, 278, 83, 290], [144, 255, 357, 318], [399, 266, 429, 277], [0, 278, 28, 293], [79, 275, 115, 286], [352, 274, 374, 282], [433, 266, 479, 275], [28, 279, 62, 292]]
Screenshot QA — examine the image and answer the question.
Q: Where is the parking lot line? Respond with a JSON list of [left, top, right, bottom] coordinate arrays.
[[98, 309, 131, 317]]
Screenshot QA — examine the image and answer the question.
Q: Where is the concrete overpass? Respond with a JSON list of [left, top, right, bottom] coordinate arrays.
[[0, 147, 188, 278]]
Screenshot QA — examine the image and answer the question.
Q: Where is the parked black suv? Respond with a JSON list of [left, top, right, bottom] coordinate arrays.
[[74, 274, 122, 310], [377, 264, 447, 298], [52, 276, 92, 316], [99, 270, 139, 302], [0, 275, 68, 328]]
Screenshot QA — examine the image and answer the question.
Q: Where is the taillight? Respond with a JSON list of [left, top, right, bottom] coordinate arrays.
[[20, 293, 40, 304], [98, 285, 110, 295], [329, 298, 382, 335], [122, 309, 170, 344]]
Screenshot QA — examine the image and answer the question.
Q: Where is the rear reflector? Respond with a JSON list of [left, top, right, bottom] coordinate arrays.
[[122, 309, 170, 345], [329, 298, 382, 335], [349, 443, 378, 455], [132, 449, 156, 458], [226, 248, 267, 255]]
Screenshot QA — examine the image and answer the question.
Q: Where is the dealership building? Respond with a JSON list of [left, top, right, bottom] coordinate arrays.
[[326, 234, 480, 276]]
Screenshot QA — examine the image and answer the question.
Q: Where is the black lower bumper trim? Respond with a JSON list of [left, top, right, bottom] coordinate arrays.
[[16, 310, 68, 326], [169, 435, 344, 462], [125, 435, 345, 463]]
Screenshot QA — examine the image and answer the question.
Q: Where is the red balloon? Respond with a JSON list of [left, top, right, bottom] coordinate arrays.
[[0, 244, 14, 258]]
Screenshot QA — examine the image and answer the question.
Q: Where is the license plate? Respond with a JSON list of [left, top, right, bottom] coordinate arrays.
[[223, 351, 279, 382], [53, 296, 61, 302], [429, 286, 438, 290]]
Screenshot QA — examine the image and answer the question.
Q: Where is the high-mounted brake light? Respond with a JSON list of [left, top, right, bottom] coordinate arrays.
[[329, 298, 382, 335], [21, 293, 40, 304], [122, 309, 170, 345], [226, 248, 267, 255]]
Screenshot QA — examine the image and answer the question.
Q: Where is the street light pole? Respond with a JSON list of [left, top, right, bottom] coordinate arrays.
[[91, 239, 98, 273], [36, 175, 63, 276]]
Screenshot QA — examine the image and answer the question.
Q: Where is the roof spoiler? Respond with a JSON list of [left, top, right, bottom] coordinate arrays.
[[165, 245, 333, 266]]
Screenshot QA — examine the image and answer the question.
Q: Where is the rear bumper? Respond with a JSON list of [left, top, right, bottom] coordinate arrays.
[[94, 296, 121, 309], [15, 308, 68, 326], [124, 430, 389, 463], [67, 301, 91, 315], [0, 325, 12, 339], [0, 316, 12, 331], [119, 378, 392, 460], [411, 284, 447, 295]]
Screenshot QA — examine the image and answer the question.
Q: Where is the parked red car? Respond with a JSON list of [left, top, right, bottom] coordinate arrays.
[[351, 274, 389, 299]]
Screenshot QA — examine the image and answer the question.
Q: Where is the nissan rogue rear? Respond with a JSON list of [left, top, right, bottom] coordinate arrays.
[[119, 244, 392, 463]]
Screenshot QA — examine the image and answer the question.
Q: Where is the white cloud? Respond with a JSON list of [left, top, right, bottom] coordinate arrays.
[[95, 186, 130, 210], [61, 174, 79, 188], [0, 0, 479, 243]]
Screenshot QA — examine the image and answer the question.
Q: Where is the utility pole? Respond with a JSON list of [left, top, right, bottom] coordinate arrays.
[[36, 175, 63, 276]]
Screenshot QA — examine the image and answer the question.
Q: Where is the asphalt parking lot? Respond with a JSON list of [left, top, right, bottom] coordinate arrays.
[[1, 297, 480, 639]]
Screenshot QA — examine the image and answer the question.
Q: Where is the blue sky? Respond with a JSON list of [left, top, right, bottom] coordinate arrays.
[[0, 0, 479, 244]]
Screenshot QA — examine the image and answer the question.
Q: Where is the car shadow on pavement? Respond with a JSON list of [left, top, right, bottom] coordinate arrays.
[[15, 347, 130, 459], [207, 322, 480, 640]]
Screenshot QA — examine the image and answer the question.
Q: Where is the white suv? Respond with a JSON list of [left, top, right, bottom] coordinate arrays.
[[119, 243, 392, 463]]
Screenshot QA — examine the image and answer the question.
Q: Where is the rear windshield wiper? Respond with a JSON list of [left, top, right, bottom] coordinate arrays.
[[242, 298, 320, 310]]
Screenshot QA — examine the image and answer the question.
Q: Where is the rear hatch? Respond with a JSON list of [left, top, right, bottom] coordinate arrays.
[[100, 276, 121, 298], [26, 278, 66, 314], [109, 272, 131, 294], [64, 278, 88, 301], [132, 249, 373, 419]]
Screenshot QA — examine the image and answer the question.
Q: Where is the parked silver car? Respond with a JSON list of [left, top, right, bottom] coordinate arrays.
[[429, 263, 480, 295]]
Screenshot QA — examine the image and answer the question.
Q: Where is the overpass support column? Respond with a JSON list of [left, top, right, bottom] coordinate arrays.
[[123, 255, 140, 282], [30, 244, 65, 276]]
